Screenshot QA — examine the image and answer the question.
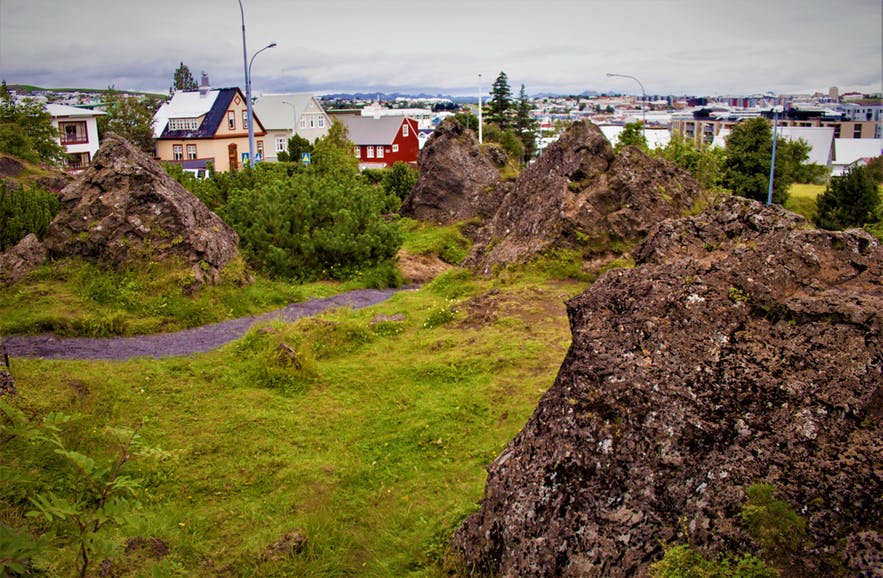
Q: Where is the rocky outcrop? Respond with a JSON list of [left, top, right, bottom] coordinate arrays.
[[463, 121, 702, 275], [400, 118, 508, 225], [0, 233, 47, 285], [452, 196, 882, 576], [40, 134, 239, 285]]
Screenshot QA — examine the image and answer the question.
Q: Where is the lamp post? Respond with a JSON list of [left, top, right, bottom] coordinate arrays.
[[478, 73, 483, 144], [767, 104, 780, 205], [607, 72, 646, 141], [238, 0, 276, 167], [281, 99, 297, 159], [246, 42, 276, 165]]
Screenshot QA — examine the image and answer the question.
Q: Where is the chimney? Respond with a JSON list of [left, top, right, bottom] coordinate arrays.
[[199, 72, 210, 97]]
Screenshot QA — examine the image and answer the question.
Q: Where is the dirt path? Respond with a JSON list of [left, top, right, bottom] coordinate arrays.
[[4, 287, 412, 361]]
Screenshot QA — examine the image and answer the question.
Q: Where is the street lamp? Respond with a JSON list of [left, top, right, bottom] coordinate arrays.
[[238, 0, 276, 167], [247, 41, 276, 164], [478, 73, 483, 144], [607, 72, 647, 141]]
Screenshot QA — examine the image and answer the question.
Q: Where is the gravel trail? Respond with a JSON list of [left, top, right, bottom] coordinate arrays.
[[4, 287, 411, 361]]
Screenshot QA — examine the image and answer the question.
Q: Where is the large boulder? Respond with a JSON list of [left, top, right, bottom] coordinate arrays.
[[0, 233, 47, 285], [400, 118, 507, 225], [463, 121, 702, 275], [452, 196, 882, 576], [42, 134, 239, 285]]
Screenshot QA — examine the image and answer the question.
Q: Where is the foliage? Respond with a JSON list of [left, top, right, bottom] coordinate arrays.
[[814, 165, 881, 230], [172, 62, 198, 92], [482, 122, 502, 144], [0, 85, 65, 165], [1, 400, 167, 577], [740, 484, 807, 566], [311, 120, 360, 177], [865, 155, 883, 184], [615, 121, 649, 153], [453, 111, 478, 132], [654, 132, 725, 190], [650, 544, 778, 578], [0, 180, 61, 251], [722, 117, 814, 205], [382, 161, 419, 201], [223, 169, 401, 282], [97, 88, 159, 154], [486, 71, 513, 130], [499, 129, 525, 166], [280, 133, 313, 165]]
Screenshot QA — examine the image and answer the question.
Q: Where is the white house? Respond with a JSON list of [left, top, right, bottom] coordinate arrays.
[[832, 138, 883, 176], [46, 103, 104, 172], [252, 93, 331, 162]]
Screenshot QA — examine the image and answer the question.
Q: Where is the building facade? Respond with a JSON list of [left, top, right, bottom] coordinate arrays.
[[153, 81, 267, 172], [46, 103, 104, 172]]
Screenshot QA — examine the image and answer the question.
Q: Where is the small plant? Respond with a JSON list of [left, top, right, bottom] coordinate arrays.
[[423, 301, 457, 329], [650, 543, 778, 578], [740, 484, 807, 566], [24, 421, 168, 578]]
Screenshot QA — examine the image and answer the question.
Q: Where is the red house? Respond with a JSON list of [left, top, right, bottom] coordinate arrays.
[[336, 115, 419, 169]]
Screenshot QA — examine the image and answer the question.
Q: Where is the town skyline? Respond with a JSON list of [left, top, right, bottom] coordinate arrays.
[[1, 0, 881, 99]]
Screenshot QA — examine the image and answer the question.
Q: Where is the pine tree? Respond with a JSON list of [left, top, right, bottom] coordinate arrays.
[[514, 84, 538, 162], [486, 71, 513, 130], [815, 165, 881, 230], [172, 62, 198, 92]]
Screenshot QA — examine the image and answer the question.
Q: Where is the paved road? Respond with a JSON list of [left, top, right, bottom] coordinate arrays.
[[4, 287, 411, 361]]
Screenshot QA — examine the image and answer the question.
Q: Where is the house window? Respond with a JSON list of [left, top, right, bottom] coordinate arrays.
[[300, 117, 306, 129], [65, 152, 90, 170], [402, 123, 409, 137], [228, 111, 235, 130], [242, 110, 248, 129], [392, 144, 399, 153], [318, 117, 325, 128], [276, 137, 287, 152], [168, 117, 200, 131], [367, 146, 374, 158], [354, 146, 361, 158], [377, 146, 384, 158], [832, 124, 841, 138], [257, 141, 264, 159], [173, 144, 183, 160], [309, 116, 315, 128], [853, 124, 863, 138], [187, 144, 197, 160], [59, 121, 88, 145]]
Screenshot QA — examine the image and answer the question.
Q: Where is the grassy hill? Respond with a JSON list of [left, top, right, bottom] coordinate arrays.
[[1, 233, 589, 576]]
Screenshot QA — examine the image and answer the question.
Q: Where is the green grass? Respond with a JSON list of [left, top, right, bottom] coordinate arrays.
[[1, 245, 586, 576], [785, 183, 824, 222], [0, 257, 356, 337], [399, 218, 473, 265]]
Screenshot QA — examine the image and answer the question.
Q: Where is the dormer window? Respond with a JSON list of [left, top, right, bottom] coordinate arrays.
[[402, 123, 409, 137], [168, 117, 201, 131]]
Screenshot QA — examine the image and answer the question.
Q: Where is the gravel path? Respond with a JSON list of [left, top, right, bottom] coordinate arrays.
[[4, 287, 412, 361]]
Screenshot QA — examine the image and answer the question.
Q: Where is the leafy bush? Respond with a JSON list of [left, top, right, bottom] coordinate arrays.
[[0, 180, 61, 251], [815, 165, 881, 230], [383, 161, 419, 201], [223, 171, 401, 281], [650, 544, 778, 578]]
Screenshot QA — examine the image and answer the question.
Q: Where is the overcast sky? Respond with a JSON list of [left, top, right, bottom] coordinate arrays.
[[1, 0, 881, 98]]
